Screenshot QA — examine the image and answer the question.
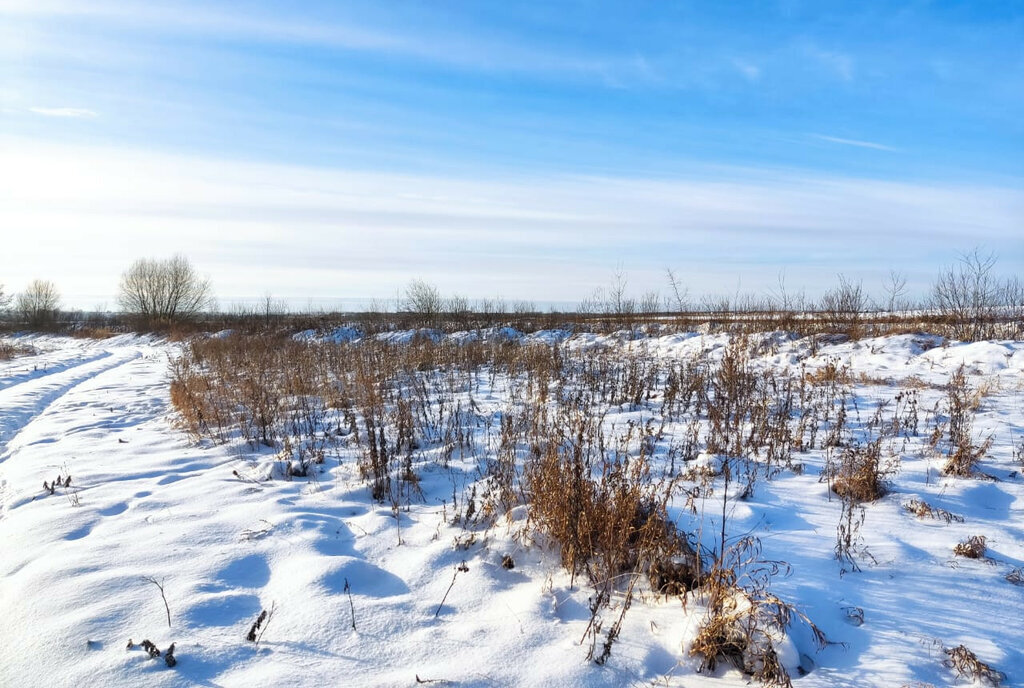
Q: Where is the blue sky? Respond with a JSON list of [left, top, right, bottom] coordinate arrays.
[[1, 0, 1021, 309]]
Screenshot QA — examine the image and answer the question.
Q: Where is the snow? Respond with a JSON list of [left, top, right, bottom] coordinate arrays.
[[1, 332, 1022, 687]]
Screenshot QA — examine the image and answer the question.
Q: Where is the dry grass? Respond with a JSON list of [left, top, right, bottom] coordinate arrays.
[[856, 371, 893, 386], [952, 535, 987, 559], [162, 330, 911, 676], [900, 375, 938, 390], [942, 365, 993, 477], [902, 499, 963, 524], [525, 436, 687, 588], [969, 378, 999, 411], [689, 538, 826, 688], [0, 341, 36, 360], [690, 593, 794, 687], [943, 644, 1003, 685], [71, 326, 117, 339], [523, 402, 694, 662], [803, 358, 852, 386]]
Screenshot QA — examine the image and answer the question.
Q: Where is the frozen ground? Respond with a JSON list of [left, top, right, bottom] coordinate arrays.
[[1, 331, 1022, 687]]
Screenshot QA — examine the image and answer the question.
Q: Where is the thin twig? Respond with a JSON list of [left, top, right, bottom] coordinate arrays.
[[143, 576, 171, 627], [434, 561, 468, 618], [344, 578, 356, 630]]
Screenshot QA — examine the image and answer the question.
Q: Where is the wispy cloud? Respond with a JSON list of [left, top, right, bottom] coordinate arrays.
[[0, 0, 651, 86], [29, 106, 97, 118], [2, 138, 1019, 306], [810, 134, 897, 152], [804, 46, 855, 82]]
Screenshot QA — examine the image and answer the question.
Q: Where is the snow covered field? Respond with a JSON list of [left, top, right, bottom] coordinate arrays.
[[1, 331, 1022, 687]]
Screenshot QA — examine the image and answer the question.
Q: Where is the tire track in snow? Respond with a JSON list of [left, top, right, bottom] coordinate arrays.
[[0, 348, 142, 462], [0, 348, 146, 520], [0, 350, 114, 393]]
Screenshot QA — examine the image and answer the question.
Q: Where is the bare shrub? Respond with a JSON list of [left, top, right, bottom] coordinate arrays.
[[665, 268, 690, 313], [931, 249, 1010, 341], [882, 269, 909, 315], [819, 275, 865, 338]]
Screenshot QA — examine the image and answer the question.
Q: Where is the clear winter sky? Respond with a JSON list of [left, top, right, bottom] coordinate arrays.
[[1, 1, 1021, 310]]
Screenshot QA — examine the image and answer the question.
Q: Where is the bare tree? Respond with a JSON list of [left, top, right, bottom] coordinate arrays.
[[118, 255, 213, 326], [608, 268, 631, 315], [260, 292, 287, 324], [446, 293, 470, 315], [765, 270, 806, 331], [665, 268, 689, 313], [16, 279, 61, 329], [403, 279, 442, 318], [882, 270, 908, 314], [0, 283, 10, 310], [769, 269, 805, 313]]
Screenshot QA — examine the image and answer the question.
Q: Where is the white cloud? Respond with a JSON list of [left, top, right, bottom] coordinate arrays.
[[29, 106, 98, 118]]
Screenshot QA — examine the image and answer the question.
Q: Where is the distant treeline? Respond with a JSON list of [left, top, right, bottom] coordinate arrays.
[[1, 250, 1021, 341]]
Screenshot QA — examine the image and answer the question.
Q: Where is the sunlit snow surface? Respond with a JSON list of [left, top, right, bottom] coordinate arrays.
[[1, 331, 1022, 687]]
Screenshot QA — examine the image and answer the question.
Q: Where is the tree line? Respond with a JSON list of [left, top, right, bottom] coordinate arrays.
[[0, 250, 1021, 340]]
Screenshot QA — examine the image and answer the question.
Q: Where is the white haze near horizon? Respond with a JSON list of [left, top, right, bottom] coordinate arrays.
[[2, 138, 1022, 312]]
